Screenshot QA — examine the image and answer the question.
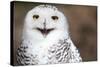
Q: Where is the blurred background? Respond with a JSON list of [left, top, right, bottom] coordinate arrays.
[[12, 1, 97, 65]]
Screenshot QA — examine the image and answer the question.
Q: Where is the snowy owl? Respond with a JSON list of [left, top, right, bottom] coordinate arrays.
[[16, 5, 82, 65]]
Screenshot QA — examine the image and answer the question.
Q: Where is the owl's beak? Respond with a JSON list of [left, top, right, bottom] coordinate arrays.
[[36, 28, 54, 37], [36, 22, 54, 37]]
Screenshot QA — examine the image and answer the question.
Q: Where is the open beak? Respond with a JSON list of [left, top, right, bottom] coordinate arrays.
[[36, 28, 54, 37]]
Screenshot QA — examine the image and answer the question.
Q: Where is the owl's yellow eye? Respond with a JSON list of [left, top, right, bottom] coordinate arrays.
[[33, 15, 39, 19], [51, 16, 58, 20]]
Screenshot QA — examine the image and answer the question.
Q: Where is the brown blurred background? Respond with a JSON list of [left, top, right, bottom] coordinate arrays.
[[12, 1, 97, 65]]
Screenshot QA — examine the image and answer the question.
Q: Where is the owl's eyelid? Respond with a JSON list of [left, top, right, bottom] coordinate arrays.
[[51, 16, 59, 20], [33, 15, 39, 19]]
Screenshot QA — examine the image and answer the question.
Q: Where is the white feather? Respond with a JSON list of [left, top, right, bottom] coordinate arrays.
[[16, 5, 82, 65]]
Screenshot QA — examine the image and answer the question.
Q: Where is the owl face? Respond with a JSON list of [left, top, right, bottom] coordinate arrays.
[[24, 5, 68, 38]]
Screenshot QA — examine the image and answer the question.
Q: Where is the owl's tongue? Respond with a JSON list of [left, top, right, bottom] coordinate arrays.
[[43, 28, 54, 37], [43, 28, 48, 36]]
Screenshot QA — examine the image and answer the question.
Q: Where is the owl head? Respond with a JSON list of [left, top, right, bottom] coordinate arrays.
[[24, 5, 69, 38]]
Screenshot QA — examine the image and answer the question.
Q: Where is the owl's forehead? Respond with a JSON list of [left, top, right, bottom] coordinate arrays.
[[30, 5, 60, 14], [34, 5, 58, 11]]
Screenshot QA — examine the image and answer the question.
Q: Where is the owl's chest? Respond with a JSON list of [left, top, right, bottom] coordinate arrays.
[[28, 44, 56, 64], [26, 39, 55, 64], [26, 39, 71, 64]]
